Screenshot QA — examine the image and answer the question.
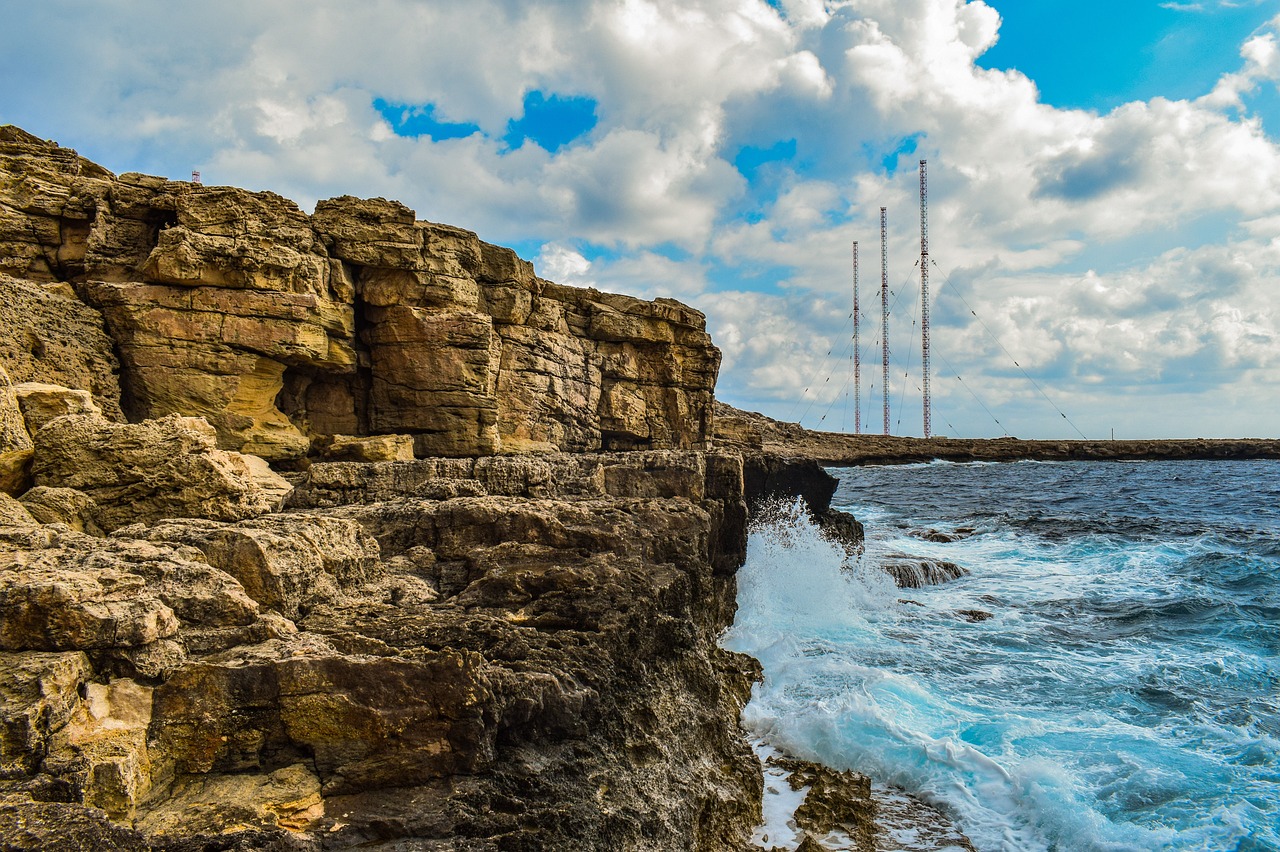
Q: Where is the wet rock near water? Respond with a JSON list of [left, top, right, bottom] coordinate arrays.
[[956, 609, 993, 623], [754, 743, 976, 852], [878, 554, 969, 588], [907, 526, 975, 543]]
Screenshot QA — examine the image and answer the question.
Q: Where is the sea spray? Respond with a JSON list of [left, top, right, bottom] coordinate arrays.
[[725, 461, 1280, 852]]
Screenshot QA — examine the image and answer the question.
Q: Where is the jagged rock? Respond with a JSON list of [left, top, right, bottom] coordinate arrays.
[[1, 130, 720, 461], [816, 508, 864, 554], [0, 275, 123, 422], [0, 127, 761, 852], [741, 453, 837, 520], [0, 528, 264, 660], [45, 677, 154, 821], [288, 450, 712, 507], [794, 833, 827, 852], [879, 554, 968, 588], [18, 487, 102, 534], [957, 609, 993, 622], [145, 635, 492, 795], [908, 526, 975, 543], [0, 494, 37, 528], [136, 762, 323, 836], [30, 414, 278, 530], [0, 558, 179, 652], [11, 383, 102, 433], [120, 514, 380, 620], [0, 796, 146, 851], [0, 651, 93, 776]]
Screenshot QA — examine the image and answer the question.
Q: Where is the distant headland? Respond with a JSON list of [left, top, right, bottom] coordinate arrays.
[[713, 402, 1280, 465]]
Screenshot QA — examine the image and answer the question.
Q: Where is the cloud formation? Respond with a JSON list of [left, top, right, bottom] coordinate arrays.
[[1, 0, 1278, 437]]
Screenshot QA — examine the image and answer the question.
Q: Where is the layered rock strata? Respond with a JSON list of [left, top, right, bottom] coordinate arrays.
[[0, 125, 717, 462], [0, 126, 767, 850], [1, 404, 760, 849]]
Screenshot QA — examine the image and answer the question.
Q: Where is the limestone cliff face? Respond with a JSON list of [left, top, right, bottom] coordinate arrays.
[[0, 127, 759, 851], [0, 126, 719, 461]]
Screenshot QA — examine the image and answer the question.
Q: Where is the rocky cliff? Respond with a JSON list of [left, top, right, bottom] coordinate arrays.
[[0, 125, 717, 463], [0, 127, 762, 850]]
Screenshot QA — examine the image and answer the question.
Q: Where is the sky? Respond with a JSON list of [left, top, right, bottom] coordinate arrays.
[[2, 0, 1279, 439]]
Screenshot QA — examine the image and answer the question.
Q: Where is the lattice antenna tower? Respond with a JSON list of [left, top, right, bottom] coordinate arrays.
[[919, 159, 931, 438], [852, 240, 861, 434], [880, 207, 890, 436]]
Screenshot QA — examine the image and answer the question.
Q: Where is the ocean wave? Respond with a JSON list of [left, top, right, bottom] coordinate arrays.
[[729, 460, 1280, 852]]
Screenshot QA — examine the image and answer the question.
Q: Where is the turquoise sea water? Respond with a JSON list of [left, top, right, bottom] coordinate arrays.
[[723, 460, 1280, 851]]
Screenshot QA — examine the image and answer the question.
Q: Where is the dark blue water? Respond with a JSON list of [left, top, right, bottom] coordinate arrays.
[[724, 460, 1280, 851]]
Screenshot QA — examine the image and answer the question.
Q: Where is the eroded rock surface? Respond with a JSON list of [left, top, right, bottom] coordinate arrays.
[[0, 125, 902, 852], [1, 127, 719, 461], [1, 451, 759, 850]]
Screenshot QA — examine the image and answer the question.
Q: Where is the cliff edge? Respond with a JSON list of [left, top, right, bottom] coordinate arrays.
[[0, 127, 761, 850]]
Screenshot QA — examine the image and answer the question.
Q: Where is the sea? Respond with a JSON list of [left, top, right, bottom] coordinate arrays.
[[722, 459, 1280, 852]]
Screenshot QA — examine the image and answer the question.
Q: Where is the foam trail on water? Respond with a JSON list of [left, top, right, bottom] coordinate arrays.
[[726, 505, 1172, 851], [726, 462, 1280, 852]]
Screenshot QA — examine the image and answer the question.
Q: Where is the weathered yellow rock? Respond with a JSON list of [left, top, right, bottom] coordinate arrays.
[[18, 486, 103, 534], [11, 382, 102, 432], [0, 493, 39, 527], [321, 434, 415, 462], [136, 762, 323, 836], [30, 414, 279, 530], [0, 651, 92, 776], [0, 130, 721, 460], [52, 678, 155, 821]]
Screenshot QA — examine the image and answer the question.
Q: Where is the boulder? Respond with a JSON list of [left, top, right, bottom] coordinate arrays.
[[30, 414, 278, 530], [879, 554, 968, 588], [320, 433, 415, 463], [11, 382, 102, 432], [18, 486, 102, 534], [0, 494, 38, 528]]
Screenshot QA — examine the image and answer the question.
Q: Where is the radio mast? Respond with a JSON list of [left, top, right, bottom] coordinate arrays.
[[852, 241, 860, 434], [919, 160, 931, 438], [880, 207, 890, 435]]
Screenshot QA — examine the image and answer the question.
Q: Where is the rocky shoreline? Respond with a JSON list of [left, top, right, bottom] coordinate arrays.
[[2, 126, 955, 851]]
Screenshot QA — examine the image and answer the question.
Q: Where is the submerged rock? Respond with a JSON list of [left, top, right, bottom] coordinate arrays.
[[879, 554, 969, 588], [907, 526, 975, 543], [956, 609, 993, 623]]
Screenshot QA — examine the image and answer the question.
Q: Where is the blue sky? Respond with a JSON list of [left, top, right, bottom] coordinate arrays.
[[2, 0, 1279, 438]]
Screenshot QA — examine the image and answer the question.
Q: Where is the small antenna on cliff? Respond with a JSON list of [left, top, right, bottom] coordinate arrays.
[[191, 170, 202, 185]]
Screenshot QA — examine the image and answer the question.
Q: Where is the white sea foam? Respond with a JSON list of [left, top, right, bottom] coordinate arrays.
[[724, 467, 1280, 852]]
